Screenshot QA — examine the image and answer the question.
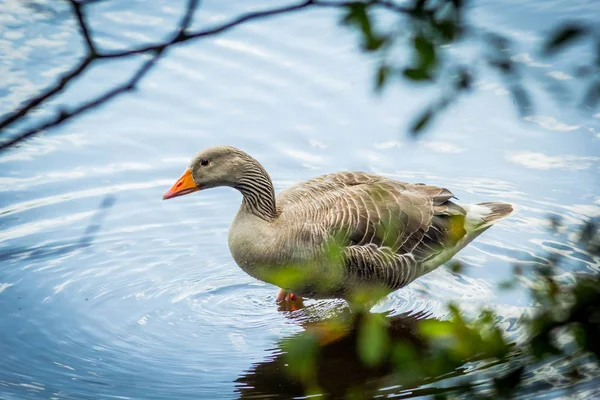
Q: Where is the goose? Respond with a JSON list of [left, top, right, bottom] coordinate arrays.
[[163, 146, 513, 305]]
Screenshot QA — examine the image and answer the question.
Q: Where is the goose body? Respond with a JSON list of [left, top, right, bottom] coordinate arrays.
[[163, 146, 513, 302]]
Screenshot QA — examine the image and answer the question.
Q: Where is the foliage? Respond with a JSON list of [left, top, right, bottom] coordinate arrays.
[[1, 0, 599, 149], [2, 1, 599, 398], [258, 220, 600, 399], [338, 1, 600, 135]]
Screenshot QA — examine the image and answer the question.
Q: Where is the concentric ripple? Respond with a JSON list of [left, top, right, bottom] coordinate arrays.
[[1, 0, 599, 399]]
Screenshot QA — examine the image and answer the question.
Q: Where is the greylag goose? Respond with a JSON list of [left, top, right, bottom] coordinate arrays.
[[163, 146, 513, 304]]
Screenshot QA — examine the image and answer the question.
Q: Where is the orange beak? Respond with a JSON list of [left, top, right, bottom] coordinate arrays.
[[163, 169, 200, 200]]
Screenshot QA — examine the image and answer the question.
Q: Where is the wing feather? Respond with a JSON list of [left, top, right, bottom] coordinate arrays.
[[277, 172, 467, 290]]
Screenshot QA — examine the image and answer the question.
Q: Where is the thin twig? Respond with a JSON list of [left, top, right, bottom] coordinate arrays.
[[179, 0, 200, 33], [0, 0, 409, 151], [100, 0, 317, 59], [0, 57, 93, 132], [68, 0, 97, 55], [0, 54, 162, 151]]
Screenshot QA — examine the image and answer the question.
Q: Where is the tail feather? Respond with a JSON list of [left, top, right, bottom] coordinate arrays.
[[421, 201, 514, 273], [478, 202, 514, 226], [464, 202, 514, 232]]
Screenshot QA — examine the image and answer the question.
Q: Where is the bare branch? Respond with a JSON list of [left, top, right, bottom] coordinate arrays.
[[0, 57, 93, 132], [100, 0, 409, 59], [101, 0, 317, 59], [0, 54, 162, 151], [0, 0, 410, 151], [68, 0, 97, 55], [179, 0, 200, 33]]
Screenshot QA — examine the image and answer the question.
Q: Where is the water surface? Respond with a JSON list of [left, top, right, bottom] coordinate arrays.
[[1, 0, 599, 398]]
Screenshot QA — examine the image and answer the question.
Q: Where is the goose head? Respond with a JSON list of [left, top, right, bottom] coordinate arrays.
[[162, 146, 267, 200]]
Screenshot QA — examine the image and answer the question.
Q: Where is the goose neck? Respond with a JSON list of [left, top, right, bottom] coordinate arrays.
[[235, 169, 277, 221]]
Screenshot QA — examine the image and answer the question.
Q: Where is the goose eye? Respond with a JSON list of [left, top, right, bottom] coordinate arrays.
[[200, 159, 209, 166]]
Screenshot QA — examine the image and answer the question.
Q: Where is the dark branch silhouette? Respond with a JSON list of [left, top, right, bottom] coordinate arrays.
[[68, 0, 96, 56], [0, 0, 410, 151], [0, 0, 597, 151], [0, 53, 163, 150]]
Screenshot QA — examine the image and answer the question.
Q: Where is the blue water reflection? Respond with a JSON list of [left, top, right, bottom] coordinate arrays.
[[1, 0, 599, 398]]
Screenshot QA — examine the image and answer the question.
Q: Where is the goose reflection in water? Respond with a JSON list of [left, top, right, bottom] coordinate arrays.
[[235, 304, 474, 399]]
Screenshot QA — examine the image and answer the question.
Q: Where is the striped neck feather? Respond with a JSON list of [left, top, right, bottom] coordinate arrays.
[[234, 160, 277, 221]]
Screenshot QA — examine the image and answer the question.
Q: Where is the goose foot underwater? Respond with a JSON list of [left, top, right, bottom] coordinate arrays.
[[276, 290, 304, 312], [276, 289, 302, 303], [163, 146, 514, 307]]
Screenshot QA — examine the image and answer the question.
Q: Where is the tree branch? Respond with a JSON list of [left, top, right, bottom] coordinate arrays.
[[178, 0, 200, 33], [0, 0, 409, 151], [0, 53, 162, 151], [0, 57, 93, 132], [102, 0, 409, 59], [68, 0, 97, 56]]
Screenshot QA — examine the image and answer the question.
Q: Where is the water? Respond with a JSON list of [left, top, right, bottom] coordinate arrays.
[[1, 0, 599, 398]]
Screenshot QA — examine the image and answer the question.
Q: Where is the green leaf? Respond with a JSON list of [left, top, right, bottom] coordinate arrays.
[[403, 67, 432, 81], [410, 107, 434, 135], [282, 332, 319, 382], [435, 20, 458, 42], [449, 261, 463, 273], [420, 320, 454, 338], [357, 313, 390, 367], [493, 365, 525, 397], [499, 280, 516, 290], [341, 2, 372, 39], [543, 24, 588, 55], [375, 64, 390, 92], [364, 35, 387, 52], [450, 0, 464, 9], [412, 0, 427, 15], [414, 35, 436, 70]]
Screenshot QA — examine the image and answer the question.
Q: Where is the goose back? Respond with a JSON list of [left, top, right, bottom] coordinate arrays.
[[231, 171, 475, 298]]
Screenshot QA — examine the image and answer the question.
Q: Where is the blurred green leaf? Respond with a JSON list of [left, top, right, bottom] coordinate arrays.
[[410, 107, 434, 135], [403, 67, 432, 81], [414, 35, 436, 70], [499, 280, 516, 290], [493, 365, 525, 397], [282, 331, 319, 383], [364, 35, 388, 52], [435, 19, 459, 42], [450, 0, 464, 9], [358, 313, 390, 367], [449, 261, 463, 273], [410, 0, 429, 16], [340, 2, 370, 35], [543, 24, 588, 55], [420, 320, 454, 338], [375, 64, 390, 92]]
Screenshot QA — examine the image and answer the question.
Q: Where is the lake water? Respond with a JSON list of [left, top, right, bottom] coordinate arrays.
[[1, 0, 599, 398]]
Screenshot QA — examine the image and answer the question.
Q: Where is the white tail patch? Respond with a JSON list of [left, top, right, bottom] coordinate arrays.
[[463, 204, 493, 230], [423, 202, 514, 273], [463, 202, 515, 231], [422, 201, 514, 273]]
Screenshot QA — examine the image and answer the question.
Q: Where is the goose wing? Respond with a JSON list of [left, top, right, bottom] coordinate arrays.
[[278, 172, 467, 290]]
